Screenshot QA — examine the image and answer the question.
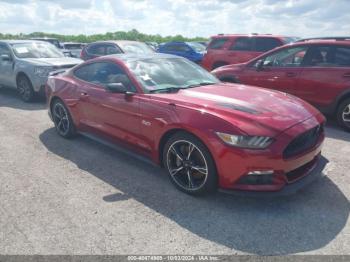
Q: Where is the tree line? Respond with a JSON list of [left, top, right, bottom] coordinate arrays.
[[0, 29, 208, 43]]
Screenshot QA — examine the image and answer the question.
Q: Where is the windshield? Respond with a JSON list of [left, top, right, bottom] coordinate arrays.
[[126, 57, 219, 92], [118, 42, 154, 54], [187, 42, 206, 52], [11, 42, 64, 59]]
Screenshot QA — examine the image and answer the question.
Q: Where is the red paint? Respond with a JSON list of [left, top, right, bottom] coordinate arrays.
[[212, 40, 350, 114], [202, 34, 290, 71], [46, 55, 325, 192]]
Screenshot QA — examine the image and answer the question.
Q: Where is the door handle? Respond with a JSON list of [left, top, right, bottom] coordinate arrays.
[[343, 73, 350, 78], [286, 72, 297, 77]]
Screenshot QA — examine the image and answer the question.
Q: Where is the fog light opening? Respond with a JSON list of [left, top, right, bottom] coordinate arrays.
[[247, 170, 274, 176]]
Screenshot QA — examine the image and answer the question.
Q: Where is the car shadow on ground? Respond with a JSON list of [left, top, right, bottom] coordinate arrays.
[[0, 87, 46, 110], [325, 119, 350, 142], [39, 128, 349, 255]]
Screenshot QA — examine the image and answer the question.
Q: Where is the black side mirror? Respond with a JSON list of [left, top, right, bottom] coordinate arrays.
[[105, 83, 135, 96], [1, 54, 12, 62]]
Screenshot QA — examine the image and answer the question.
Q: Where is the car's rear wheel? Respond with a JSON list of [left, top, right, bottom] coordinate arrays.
[[163, 132, 218, 195], [52, 99, 76, 138], [17, 75, 35, 102], [337, 98, 350, 131]]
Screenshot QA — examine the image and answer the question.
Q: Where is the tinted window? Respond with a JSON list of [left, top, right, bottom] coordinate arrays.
[[304, 46, 333, 67], [162, 44, 175, 52], [255, 38, 281, 52], [208, 38, 228, 49], [261, 46, 308, 67], [0, 44, 11, 56], [74, 62, 135, 91], [334, 47, 350, 67], [163, 44, 190, 52], [105, 45, 122, 55], [87, 44, 105, 55], [230, 37, 253, 51]]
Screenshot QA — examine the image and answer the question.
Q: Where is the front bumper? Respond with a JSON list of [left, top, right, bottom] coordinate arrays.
[[212, 113, 326, 192], [219, 155, 327, 196]]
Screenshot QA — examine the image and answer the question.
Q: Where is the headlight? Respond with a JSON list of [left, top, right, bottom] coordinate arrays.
[[34, 67, 51, 77], [216, 132, 273, 149]]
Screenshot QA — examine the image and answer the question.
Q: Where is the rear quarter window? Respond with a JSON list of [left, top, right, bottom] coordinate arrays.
[[208, 38, 228, 49], [230, 37, 253, 51], [334, 47, 350, 67], [255, 38, 282, 52]]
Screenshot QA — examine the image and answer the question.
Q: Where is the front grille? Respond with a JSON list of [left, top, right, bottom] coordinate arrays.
[[285, 157, 318, 182], [283, 124, 323, 159]]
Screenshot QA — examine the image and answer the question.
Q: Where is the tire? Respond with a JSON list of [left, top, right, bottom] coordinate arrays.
[[17, 75, 35, 102], [162, 132, 218, 195], [212, 62, 228, 70], [51, 99, 77, 138], [336, 98, 350, 132]]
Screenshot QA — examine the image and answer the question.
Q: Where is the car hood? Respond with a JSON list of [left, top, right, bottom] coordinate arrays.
[[21, 57, 82, 67], [150, 83, 321, 137]]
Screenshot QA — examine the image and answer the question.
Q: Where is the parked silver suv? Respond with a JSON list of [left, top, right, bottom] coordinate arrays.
[[0, 40, 82, 102]]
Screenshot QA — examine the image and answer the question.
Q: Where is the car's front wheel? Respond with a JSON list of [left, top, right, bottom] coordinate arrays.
[[337, 98, 350, 132], [52, 99, 76, 138], [163, 132, 218, 195], [17, 75, 35, 102]]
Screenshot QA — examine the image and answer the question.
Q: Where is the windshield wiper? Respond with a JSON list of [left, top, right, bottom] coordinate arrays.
[[148, 82, 216, 93], [149, 87, 182, 93], [183, 82, 216, 89]]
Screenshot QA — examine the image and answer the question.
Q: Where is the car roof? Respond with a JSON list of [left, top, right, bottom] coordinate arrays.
[[289, 40, 350, 47], [211, 34, 290, 39], [0, 39, 49, 45], [87, 40, 145, 45], [31, 37, 58, 40], [95, 53, 182, 63]]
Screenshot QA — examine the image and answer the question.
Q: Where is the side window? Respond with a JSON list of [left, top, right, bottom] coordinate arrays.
[[208, 38, 228, 50], [73, 63, 95, 82], [87, 44, 105, 55], [105, 45, 122, 55], [0, 44, 11, 56], [175, 44, 191, 52], [303, 46, 333, 67], [162, 44, 175, 52], [334, 47, 350, 67], [261, 46, 308, 67], [255, 38, 281, 52], [74, 62, 135, 91], [230, 37, 253, 51]]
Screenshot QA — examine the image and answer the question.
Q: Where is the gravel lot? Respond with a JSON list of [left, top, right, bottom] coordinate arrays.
[[0, 88, 349, 255]]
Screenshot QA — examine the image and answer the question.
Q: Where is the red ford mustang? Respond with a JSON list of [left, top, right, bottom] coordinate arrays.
[[46, 53, 325, 195]]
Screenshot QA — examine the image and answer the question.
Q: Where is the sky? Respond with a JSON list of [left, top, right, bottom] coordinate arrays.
[[0, 0, 349, 38]]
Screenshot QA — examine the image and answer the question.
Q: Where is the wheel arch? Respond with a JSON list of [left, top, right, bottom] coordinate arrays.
[[16, 71, 31, 85], [335, 89, 350, 112], [157, 128, 216, 169]]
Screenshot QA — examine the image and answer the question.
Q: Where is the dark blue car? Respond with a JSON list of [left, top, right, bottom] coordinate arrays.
[[157, 42, 206, 63]]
